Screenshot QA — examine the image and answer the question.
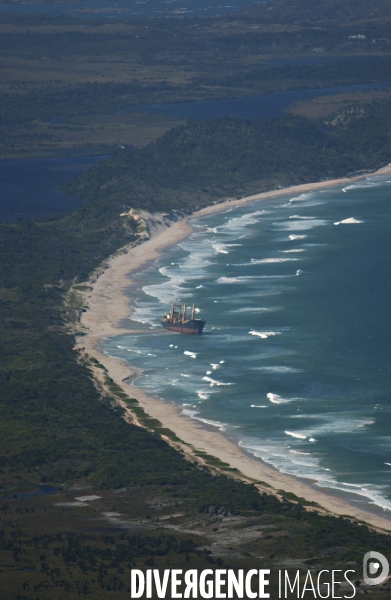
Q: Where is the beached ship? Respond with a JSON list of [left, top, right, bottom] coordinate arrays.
[[162, 303, 205, 335]]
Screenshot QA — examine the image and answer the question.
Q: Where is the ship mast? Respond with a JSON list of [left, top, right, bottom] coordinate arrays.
[[191, 304, 195, 320]]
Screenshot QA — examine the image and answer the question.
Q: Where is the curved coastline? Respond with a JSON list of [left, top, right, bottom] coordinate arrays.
[[76, 164, 391, 532]]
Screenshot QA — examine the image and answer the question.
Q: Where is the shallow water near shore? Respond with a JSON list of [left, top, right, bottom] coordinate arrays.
[[102, 175, 391, 515]]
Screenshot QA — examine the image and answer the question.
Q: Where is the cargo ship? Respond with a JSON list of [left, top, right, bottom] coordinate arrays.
[[162, 303, 205, 335]]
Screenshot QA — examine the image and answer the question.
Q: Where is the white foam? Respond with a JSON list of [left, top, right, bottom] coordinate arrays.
[[180, 373, 190, 377], [184, 351, 197, 359], [289, 193, 314, 203], [280, 249, 305, 253], [210, 363, 220, 370], [215, 209, 269, 235], [289, 414, 376, 436], [274, 219, 328, 231], [217, 275, 263, 283], [182, 408, 199, 418], [240, 437, 391, 511], [334, 217, 363, 225], [289, 234, 307, 240], [212, 243, 229, 254], [289, 215, 315, 220], [316, 480, 391, 512], [256, 366, 302, 373], [342, 181, 380, 192], [251, 404, 268, 408], [285, 430, 307, 440], [202, 376, 234, 387], [196, 390, 210, 400], [267, 393, 299, 404], [217, 276, 240, 283], [192, 415, 227, 432], [249, 330, 281, 339], [239, 437, 322, 477], [250, 257, 299, 263]]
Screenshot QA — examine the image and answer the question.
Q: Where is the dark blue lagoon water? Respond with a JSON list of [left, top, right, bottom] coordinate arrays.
[[0, 155, 106, 222], [140, 82, 391, 121], [102, 174, 391, 515]]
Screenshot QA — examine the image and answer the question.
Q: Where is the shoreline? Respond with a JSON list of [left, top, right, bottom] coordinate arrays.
[[76, 164, 391, 532]]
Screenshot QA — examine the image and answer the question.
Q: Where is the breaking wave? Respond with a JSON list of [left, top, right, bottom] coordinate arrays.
[[249, 330, 281, 339], [267, 393, 300, 404], [334, 217, 363, 225], [202, 376, 234, 387]]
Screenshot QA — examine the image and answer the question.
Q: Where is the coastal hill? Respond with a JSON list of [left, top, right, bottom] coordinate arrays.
[[64, 100, 391, 212]]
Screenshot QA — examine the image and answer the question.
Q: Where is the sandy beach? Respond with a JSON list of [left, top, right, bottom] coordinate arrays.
[[76, 164, 391, 532]]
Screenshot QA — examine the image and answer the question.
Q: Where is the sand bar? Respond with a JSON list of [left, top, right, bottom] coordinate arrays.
[[77, 164, 391, 532]]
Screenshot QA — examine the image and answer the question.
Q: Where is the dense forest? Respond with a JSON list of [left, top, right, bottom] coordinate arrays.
[[1, 0, 391, 596], [64, 99, 391, 211]]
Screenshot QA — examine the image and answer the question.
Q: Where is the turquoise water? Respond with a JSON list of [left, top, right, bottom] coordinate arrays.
[[102, 175, 391, 514]]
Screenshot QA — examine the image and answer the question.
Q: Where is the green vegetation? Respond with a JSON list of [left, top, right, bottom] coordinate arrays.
[[1, 0, 391, 596], [289, 88, 391, 119], [2, 94, 391, 597], [0, 0, 390, 157], [63, 99, 391, 211]]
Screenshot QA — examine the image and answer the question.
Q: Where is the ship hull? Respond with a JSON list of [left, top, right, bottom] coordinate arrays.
[[162, 319, 205, 335]]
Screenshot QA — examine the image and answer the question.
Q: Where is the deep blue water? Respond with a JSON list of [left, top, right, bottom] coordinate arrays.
[[140, 81, 391, 121], [102, 175, 391, 515], [0, 155, 106, 222]]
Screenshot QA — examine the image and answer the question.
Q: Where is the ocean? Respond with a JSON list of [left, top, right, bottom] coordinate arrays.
[[102, 175, 391, 516]]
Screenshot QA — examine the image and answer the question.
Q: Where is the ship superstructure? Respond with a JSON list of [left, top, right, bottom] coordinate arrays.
[[161, 303, 205, 335]]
